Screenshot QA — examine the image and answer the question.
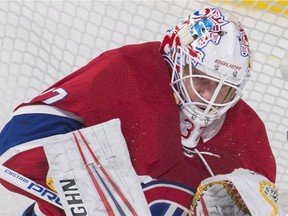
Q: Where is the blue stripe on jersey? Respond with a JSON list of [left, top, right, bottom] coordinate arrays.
[[0, 113, 83, 156]]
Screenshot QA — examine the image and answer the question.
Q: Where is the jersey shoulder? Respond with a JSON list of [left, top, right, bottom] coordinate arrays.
[[227, 99, 265, 127], [223, 99, 276, 182]]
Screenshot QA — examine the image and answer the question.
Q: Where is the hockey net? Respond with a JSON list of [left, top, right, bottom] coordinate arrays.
[[0, 0, 287, 214]]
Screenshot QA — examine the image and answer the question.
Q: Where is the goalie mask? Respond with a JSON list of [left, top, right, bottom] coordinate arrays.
[[161, 8, 251, 150]]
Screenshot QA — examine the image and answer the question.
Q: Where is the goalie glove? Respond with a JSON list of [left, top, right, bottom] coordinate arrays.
[[188, 168, 279, 216]]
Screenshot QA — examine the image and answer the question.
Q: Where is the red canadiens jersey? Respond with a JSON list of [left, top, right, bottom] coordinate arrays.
[[2, 42, 276, 215]]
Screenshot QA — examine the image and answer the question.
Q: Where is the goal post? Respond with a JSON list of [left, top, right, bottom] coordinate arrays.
[[0, 0, 287, 214]]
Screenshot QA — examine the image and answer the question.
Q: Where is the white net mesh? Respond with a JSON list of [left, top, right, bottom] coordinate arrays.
[[0, 0, 287, 214]]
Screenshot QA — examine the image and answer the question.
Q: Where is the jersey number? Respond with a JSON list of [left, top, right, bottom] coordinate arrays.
[[30, 87, 68, 105], [42, 88, 67, 104]]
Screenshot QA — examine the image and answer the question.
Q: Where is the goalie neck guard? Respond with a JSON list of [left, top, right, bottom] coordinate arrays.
[[160, 7, 251, 150]]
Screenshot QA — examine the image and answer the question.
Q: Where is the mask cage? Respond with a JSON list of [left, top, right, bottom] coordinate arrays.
[[171, 46, 250, 122]]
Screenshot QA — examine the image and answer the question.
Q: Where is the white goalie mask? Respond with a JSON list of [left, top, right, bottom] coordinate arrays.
[[161, 8, 251, 150]]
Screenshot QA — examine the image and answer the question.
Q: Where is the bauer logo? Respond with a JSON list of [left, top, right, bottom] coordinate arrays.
[[59, 179, 88, 216]]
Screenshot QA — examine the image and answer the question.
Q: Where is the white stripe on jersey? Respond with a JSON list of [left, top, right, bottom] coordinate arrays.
[[13, 105, 83, 123]]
